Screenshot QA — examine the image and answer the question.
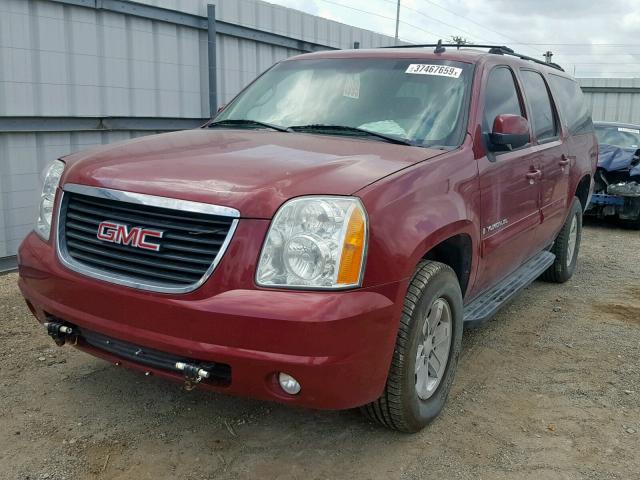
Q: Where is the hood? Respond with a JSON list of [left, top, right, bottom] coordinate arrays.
[[597, 143, 640, 176], [62, 129, 444, 218]]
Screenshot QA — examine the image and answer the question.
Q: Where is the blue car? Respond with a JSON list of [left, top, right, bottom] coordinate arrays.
[[588, 121, 640, 227]]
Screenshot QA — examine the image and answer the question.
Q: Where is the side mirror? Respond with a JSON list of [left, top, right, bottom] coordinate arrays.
[[489, 114, 530, 151]]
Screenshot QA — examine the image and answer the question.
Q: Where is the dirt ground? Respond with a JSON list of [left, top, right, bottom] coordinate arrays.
[[1, 220, 638, 480]]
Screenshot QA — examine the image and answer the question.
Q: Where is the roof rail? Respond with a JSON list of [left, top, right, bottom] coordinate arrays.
[[381, 42, 565, 72]]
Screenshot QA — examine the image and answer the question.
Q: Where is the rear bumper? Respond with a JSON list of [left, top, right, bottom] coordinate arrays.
[[18, 232, 406, 409]]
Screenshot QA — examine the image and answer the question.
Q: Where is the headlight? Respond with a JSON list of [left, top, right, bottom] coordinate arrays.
[[256, 196, 368, 289], [35, 160, 65, 241]]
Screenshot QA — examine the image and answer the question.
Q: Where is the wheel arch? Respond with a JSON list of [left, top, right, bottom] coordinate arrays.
[[410, 221, 476, 299], [574, 174, 592, 211]]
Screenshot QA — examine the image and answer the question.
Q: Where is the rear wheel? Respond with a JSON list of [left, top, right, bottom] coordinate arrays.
[[361, 260, 463, 433], [541, 197, 583, 283]]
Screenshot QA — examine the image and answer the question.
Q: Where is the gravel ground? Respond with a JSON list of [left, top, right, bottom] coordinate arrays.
[[1, 220, 638, 480]]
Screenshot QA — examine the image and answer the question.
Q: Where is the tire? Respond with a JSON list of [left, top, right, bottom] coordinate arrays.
[[626, 205, 640, 230], [541, 197, 583, 283], [361, 260, 463, 433], [622, 215, 640, 230]]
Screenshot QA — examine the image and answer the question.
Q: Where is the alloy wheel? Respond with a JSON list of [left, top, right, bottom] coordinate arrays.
[[415, 297, 453, 400]]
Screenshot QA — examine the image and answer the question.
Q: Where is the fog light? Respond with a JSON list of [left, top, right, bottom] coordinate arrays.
[[278, 372, 301, 395]]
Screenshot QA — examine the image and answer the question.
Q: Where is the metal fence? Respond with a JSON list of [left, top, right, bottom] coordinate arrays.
[[578, 78, 640, 124], [0, 0, 398, 265]]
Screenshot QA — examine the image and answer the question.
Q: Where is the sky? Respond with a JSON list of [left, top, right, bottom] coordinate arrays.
[[263, 0, 640, 78]]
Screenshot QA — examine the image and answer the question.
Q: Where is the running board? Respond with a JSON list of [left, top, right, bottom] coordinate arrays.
[[463, 251, 555, 328]]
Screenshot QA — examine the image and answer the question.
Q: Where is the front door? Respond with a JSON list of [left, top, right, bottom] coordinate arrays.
[[475, 66, 542, 295]]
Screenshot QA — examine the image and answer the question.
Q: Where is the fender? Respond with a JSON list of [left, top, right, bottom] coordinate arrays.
[[357, 144, 481, 295]]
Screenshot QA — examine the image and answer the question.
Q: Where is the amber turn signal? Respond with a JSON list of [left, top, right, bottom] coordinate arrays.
[[337, 206, 366, 285]]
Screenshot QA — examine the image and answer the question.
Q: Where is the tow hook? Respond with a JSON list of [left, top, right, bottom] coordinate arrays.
[[175, 362, 210, 391], [44, 321, 76, 346]]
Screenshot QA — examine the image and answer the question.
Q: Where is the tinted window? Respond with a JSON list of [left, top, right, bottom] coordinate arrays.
[[483, 67, 523, 132], [520, 70, 557, 141], [548, 75, 593, 135]]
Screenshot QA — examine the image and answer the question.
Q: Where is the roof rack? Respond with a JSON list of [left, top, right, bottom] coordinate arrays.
[[381, 42, 564, 72]]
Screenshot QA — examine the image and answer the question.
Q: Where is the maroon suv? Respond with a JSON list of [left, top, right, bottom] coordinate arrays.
[[18, 45, 597, 432]]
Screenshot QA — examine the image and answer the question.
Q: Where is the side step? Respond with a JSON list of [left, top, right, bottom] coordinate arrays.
[[463, 251, 555, 328]]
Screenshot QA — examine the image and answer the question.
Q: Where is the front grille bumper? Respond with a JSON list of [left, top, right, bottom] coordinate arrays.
[[48, 316, 232, 386], [56, 184, 239, 294], [19, 231, 404, 408]]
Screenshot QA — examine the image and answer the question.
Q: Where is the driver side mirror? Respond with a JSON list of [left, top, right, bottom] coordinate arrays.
[[489, 114, 530, 151]]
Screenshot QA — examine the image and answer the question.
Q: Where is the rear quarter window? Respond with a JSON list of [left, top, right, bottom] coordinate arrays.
[[548, 74, 593, 135]]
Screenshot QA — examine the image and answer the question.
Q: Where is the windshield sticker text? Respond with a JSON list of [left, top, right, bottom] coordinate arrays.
[[618, 127, 640, 134], [405, 64, 462, 78]]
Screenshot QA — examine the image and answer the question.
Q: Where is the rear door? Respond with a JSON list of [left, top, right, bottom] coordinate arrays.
[[518, 69, 567, 249], [475, 66, 542, 294], [547, 74, 598, 208]]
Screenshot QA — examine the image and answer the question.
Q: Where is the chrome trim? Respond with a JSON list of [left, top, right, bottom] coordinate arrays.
[[56, 184, 240, 294], [63, 184, 240, 218]]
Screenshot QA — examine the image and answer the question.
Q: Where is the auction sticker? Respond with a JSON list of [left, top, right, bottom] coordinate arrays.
[[405, 64, 462, 78], [618, 127, 640, 134], [343, 73, 361, 99]]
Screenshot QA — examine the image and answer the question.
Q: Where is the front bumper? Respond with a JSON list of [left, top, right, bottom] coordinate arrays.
[[587, 193, 640, 220], [18, 231, 406, 410]]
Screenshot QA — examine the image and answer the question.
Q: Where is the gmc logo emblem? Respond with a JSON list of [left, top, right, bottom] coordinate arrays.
[[97, 221, 164, 252]]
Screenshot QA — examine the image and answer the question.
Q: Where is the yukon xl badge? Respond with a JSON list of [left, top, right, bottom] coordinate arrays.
[[97, 221, 164, 252], [482, 218, 509, 236]]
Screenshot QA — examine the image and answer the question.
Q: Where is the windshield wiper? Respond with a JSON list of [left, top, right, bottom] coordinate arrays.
[[207, 119, 290, 132], [288, 124, 415, 146]]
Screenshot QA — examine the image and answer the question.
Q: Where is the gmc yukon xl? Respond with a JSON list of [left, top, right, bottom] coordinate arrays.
[[18, 45, 597, 432]]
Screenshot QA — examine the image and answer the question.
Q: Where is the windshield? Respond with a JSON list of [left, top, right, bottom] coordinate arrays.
[[595, 125, 640, 149], [214, 58, 473, 148]]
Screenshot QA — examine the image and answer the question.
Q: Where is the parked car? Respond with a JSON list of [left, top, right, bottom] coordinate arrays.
[[17, 44, 597, 432], [587, 121, 640, 227]]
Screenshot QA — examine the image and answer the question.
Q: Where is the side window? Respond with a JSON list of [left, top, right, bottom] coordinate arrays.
[[520, 70, 557, 141], [483, 67, 523, 133], [548, 75, 593, 135]]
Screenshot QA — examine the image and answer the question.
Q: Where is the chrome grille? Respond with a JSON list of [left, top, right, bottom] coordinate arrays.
[[57, 185, 239, 293]]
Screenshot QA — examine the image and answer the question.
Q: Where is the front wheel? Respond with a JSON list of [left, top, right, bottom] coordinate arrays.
[[361, 260, 463, 433], [541, 197, 583, 283], [626, 201, 640, 230]]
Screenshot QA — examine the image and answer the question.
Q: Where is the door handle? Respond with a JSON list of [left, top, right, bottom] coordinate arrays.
[[559, 153, 575, 167], [526, 169, 542, 183]]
